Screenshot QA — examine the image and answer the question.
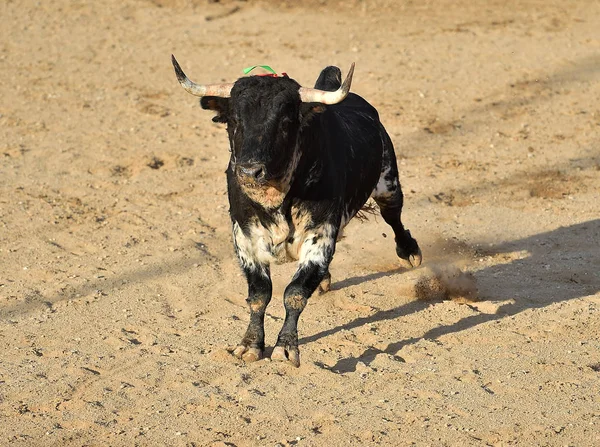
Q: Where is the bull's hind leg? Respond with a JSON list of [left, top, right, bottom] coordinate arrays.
[[372, 143, 422, 268], [272, 222, 336, 367], [230, 222, 272, 362]]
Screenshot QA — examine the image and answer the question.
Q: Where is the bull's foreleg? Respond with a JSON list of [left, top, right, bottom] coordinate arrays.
[[272, 223, 336, 367], [318, 270, 332, 294], [232, 266, 272, 362], [271, 263, 328, 367], [231, 223, 272, 362]]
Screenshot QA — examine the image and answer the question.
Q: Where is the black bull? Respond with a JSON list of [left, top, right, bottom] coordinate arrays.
[[172, 57, 422, 367]]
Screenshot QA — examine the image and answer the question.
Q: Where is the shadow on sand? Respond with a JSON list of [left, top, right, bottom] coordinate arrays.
[[303, 219, 600, 373]]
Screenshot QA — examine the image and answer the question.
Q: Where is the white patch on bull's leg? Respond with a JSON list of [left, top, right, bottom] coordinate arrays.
[[372, 165, 398, 199], [232, 220, 273, 276], [371, 157, 422, 269], [297, 223, 336, 269]]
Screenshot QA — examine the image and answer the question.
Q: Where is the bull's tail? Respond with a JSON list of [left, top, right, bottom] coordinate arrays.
[[355, 200, 379, 222]]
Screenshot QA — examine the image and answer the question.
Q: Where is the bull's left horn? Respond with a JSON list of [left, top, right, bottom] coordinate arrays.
[[171, 55, 233, 98], [298, 62, 355, 105]]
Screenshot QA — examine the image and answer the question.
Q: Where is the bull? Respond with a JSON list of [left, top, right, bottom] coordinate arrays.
[[172, 56, 422, 367]]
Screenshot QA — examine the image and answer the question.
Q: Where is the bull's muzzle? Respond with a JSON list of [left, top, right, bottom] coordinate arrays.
[[236, 163, 267, 184]]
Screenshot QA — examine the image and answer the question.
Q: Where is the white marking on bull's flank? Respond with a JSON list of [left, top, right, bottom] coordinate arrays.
[[372, 166, 395, 198]]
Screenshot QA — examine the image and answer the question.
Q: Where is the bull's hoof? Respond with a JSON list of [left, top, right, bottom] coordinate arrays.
[[409, 248, 423, 268], [397, 246, 422, 269], [271, 345, 300, 367], [396, 231, 422, 268], [231, 345, 263, 363], [318, 272, 332, 294]]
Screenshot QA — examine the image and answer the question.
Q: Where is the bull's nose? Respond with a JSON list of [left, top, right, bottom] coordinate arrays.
[[237, 163, 266, 181]]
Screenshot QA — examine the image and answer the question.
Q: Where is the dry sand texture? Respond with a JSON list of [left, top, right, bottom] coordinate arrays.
[[1, 0, 599, 445]]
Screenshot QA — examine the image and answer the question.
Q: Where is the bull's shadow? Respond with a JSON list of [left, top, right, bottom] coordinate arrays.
[[302, 219, 600, 373]]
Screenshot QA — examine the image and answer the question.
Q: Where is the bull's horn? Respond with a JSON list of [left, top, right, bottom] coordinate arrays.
[[171, 55, 234, 98], [298, 62, 355, 104]]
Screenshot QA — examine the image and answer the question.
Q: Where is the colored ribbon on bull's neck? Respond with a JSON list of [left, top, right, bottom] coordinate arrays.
[[243, 65, 286, 77]]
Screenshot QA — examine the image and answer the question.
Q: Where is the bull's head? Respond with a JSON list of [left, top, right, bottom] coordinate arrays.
[[172, 55, 354, 208]]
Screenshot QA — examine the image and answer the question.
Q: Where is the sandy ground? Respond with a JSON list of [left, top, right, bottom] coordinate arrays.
[[1, 0, 600, 445]]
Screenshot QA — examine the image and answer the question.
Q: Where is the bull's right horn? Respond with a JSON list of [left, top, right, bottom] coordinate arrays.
[[171, 55, 234, 98]]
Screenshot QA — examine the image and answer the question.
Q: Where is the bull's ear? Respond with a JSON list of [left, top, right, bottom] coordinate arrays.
[[300, 102, 326, 124], [200, 97, 229, 123]]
